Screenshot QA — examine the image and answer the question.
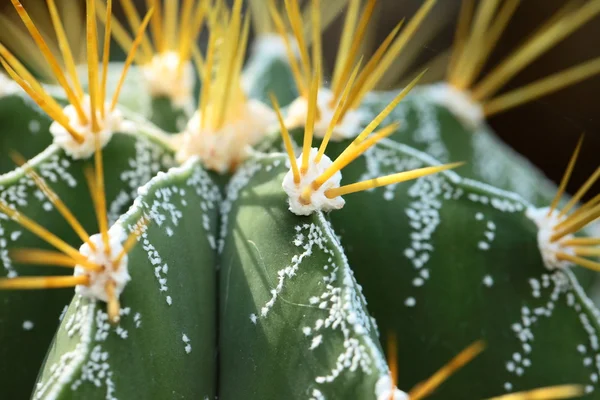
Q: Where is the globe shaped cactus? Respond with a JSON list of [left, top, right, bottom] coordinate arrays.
[[0, 0, 599, 399]]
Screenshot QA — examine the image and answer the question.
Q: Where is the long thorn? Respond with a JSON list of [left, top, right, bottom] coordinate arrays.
[[331, 0, 360, 92], [559, 167, 600, 218], [270, 93, 300, 184], [562, 237, 600, 246], [86, 0, 101, 133], [363, 0, 436, 95], [548, 135, 584, 216], [484, 57, 600, 116], [10, 151, 96, 251], [315, 123, 399, 189], [331, 0, 377, 98], [10, 0, 88, 124], [10, 249, 82, 268], [354, 69, 426, 145], [317, 60, 363, 163], [552, 204, 600, 242], [46, 0, 85, 99], [100, 0, 113, 117], [93, 139, 110, 256], [111, 7, 155, 111], [105, 280, 121, 323], [558, 253, 600, 272], [113, 216, 148, 267], [268, 0, 307, 96], [408, 340, 485, 400], [0, 275, 90, 290], [326, 162, 464, 199], [0, 56, 82, 143], [486, 385, 584, 400], [0, 202, 95, 269], [301, 66, 321, 174], [472, 0, 600, 101]]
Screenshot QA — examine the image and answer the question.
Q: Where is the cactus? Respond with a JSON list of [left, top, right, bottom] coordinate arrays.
[[0, 0, 600, 399]]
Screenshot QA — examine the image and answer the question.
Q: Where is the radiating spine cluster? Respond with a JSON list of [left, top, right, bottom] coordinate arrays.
[[174, 0, 276, 173], [275, 0, 436, 140], [0, 0, 151, 159], [98, 0, 207, 106], [528, 136, 600, 272], [272, 67, 461, 215], [429, 0, 600, 127]]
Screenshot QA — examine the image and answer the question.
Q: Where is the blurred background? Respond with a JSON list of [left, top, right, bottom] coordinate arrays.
[[2, 0, 599, 198]]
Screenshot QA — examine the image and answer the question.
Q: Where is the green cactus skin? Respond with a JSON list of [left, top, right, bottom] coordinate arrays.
[[359, 89, 559, 207], [0, 124, 175, 398], [0, 92, 54, 174], [81, 63, 192, 134], [242, 35, 300, 108], [33, 159, 219, 400], [324, 135, 600, 398], [218, 153, 388, 400]]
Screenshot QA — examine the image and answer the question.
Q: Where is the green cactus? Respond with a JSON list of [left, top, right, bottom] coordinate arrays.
[[1, 1, 600, 399]]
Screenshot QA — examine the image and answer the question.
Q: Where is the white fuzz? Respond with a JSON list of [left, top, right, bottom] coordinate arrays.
[[526, 206, 575, 270], [286, 88, 366, 141], [176, 99, 276, 173], [375, 376, 409, 400], [0, 72, 20, 97], [74, 225, 130, 303], [49, 96, 122, 159], [249, 33, 299, 61], [425, 82, 484, 130], [141, 52, 195, 107], [282, 148, 345, 216]]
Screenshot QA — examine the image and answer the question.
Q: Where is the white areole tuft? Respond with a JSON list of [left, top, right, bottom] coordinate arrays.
[[49, 96, 123, 159], [286, 88, 366, 141], [74, 225, 130, 303], [176, 99, 276, 173], [375, 376, 410, 400], [241, 33, 299, 94], [282, 148, 345, 216], [141, 52, 195, 107], [424, 82, 484, 130], [526, 206, 576, 270]]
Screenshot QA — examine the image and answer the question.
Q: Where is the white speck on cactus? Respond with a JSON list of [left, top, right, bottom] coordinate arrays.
[[141, 52, 195, 107], [242, 33, 299, 92], [526, 206, 575, 270], [176, 100, 276, 173], [424, 82, 484, 130], [375, 376, 409, 400], [22, 320, 34, 331], [252, 33, 299, 61], [286, 88, 365, 140], [182, 333, 192, 354], [49, 96, 123, 159], [74, 225, 130, 303], [282, 148, 344, 215], [28, 119, 41, 133], [483, 275, 494, 287]]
